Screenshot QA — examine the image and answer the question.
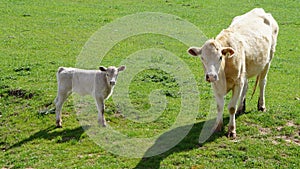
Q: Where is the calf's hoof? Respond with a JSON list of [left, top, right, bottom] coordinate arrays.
[[56, 120, 62, 128], [98, 119, 107, 127]]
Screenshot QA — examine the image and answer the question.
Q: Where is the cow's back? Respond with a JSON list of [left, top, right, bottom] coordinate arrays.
[[227, 8, 278, 78]]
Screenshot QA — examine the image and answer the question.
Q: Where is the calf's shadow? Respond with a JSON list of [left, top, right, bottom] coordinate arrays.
[[6, 125, 88, 150]]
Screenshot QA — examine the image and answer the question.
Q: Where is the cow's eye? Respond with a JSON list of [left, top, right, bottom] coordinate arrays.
[[219, 56, 222, 61], [106, 74, 109, 77]]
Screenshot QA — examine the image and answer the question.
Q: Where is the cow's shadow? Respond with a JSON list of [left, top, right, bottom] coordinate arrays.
[[6, 125, 88, 150], [133, 116, 234, 169]]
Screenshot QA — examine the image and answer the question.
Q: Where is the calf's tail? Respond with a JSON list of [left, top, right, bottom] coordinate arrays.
[[57, 67, 65, 74], [54, 67, 65, 104]]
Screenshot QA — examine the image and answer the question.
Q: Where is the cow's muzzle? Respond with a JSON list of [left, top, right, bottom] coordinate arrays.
[[206, 73, 218, 82]]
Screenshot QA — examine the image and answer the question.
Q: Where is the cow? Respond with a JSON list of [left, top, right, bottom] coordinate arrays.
[[187, 8, 278, 138], [54, 65, 126, 128]]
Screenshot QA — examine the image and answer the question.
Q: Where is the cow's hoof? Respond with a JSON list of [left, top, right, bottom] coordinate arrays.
[[214, 122, 223, 133], [227, 132, 236, 139], [227, 125, 236, 138], [236, 109, 245, 116], [258, 106, 266, 112], [237, 100, 246, 115], [236, 105, 245, 115], [56, 125, 62, 128]]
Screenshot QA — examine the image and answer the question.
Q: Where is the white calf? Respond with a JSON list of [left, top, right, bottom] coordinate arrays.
[[54, 66, 126, 127]]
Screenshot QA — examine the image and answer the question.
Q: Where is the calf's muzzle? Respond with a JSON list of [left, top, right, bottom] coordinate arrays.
[[110, 81, 116, 86]]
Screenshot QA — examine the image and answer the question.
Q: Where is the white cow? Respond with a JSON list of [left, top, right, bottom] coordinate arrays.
[[54, 65, 126, 128], [188, 8, 278, 138]]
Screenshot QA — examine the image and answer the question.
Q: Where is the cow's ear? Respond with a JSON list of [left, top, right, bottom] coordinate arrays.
[[99, 66, 107, 71], [118, 65, 126, 72], [187, 47, 202, 56], [221, 47, 235, 58]]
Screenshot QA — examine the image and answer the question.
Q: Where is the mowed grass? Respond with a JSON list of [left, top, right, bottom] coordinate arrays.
[[1, 0, 299, 168]]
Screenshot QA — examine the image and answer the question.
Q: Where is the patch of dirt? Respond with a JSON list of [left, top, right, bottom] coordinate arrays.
[[114, 111, 125, 118], [7, 89, 34, 99], [1, 166, 15, 169], [286, 121, 298, 127], [273, 136, 300, 146], [245, 121, 300, 146], [259, 127, 271, 135], [272, 121, 300, 146], [14, 66, 31, 72], [245, 121, 272, 135]]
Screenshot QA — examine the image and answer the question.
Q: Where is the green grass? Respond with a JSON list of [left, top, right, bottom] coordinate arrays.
[[1, 0, 299, 168]]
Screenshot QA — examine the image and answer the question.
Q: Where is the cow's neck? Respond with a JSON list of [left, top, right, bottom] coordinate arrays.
[[214, 29, 236, 93], [215, 29, 232, 47], [212, 59, 227, 95]]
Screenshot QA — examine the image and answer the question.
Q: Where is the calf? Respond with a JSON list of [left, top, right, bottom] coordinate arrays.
[[188, 8, 278, 138], [54, 65, 126, 127]]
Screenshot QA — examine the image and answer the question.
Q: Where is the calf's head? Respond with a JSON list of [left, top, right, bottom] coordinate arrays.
[[99, 66, 126, 86], [187, 39, 235, 82]]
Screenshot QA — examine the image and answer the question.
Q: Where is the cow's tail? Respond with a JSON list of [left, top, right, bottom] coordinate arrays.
[[251, 75, 260, 100]]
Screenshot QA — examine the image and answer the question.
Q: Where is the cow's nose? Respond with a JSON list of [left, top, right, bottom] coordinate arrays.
[[110, 81, 116, 85], [206, 74, 218, 82]]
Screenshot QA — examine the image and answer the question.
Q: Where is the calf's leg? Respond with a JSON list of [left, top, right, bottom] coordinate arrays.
[[95, 98, 106, 127], [55, 91, 69, 127]]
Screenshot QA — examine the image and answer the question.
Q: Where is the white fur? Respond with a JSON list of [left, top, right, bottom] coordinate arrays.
[[54, 66, 125, 127], [188, 8, 278, 138]]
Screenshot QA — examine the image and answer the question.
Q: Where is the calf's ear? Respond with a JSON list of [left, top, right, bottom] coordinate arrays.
[[118, 65, 126, 72], [187, 47, 202, 56], [221, 47, 235, 58], [99, 66, 107, 71]]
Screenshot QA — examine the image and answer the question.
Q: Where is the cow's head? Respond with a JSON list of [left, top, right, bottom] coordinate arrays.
[[187, 39, 235, 83], [99, 65, 126, 86]]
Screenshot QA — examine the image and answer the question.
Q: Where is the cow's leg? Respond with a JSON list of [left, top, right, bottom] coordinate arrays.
[[213, 93, 225, 132], [95, 98, 106, 127], [227, 79, 245, 138], [257, 63, 271, 112], [237, 79, 248, 115], [55, 91, 69, 128]]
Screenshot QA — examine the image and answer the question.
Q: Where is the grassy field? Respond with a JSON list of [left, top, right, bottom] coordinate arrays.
[[1, 0, 299, 168]]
